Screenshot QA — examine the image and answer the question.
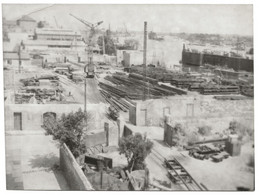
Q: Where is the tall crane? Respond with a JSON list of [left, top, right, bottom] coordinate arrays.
[[69, 13, 103, 78], [69, 13, 103, 117]]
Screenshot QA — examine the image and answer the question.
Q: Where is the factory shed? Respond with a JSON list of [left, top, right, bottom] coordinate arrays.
[[23, 39, 86, 51], [34, 28, 82, 41]]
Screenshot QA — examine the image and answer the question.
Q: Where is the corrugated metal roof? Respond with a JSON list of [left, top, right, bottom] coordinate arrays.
[[3, 52, 30, 60]]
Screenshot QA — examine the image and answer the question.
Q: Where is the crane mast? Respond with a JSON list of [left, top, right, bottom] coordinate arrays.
[[69, 13, 103, 77]]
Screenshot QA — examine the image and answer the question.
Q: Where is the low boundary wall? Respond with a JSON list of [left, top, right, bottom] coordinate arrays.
[[60, 143, 93, 190]]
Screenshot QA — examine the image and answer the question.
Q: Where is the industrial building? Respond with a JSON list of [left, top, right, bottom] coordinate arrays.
[[3, 51, 31, 66], [16, 15, 37, 32], [33, 28, 82, 41], [22, 28, 86, 51]]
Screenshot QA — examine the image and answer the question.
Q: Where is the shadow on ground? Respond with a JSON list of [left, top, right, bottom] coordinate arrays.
[[154, 139, 169, 147], [29, 153, 59, 171], [28, 153, 70, 190]]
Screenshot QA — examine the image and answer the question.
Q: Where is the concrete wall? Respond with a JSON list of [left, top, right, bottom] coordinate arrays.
[[129, 95, 254, 131], [4, 103, 107, 131], [60, 143, 93, 190], [84, 131, 106, 148]]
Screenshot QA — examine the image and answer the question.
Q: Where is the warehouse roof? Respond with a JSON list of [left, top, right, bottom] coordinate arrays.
[[35, 28, 81, 36], [24, 40, 86, 47], [3, 52, 30, 60]]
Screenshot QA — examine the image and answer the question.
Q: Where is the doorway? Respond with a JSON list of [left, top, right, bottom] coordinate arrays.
[[14, 112, 22, 130]]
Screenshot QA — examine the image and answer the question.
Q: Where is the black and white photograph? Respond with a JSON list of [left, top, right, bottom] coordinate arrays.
[[1, 1, 255, 191]]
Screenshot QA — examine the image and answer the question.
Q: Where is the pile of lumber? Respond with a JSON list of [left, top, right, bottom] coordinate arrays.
[[213, 96, 247, 100], [129, 73, 158, 84], [15, 93, 34, 104], [130, 66, 183, 82], [188, 144, 224, 161], [201, 85, 239, 95], [99, 73, 183, 111], [171, 78, 204, 88], [240, 85, 253, 97]]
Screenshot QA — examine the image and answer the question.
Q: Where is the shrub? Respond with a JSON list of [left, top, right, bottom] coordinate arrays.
[[198, 125, 212, 136]]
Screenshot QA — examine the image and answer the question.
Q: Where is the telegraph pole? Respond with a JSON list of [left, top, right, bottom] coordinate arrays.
[[18, 44, 21, 73], [143, 21, 147, 101]]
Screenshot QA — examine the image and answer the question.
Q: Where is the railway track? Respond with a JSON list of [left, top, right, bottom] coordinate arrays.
[[53, 72, 105, 104], [151, 149, 206, 191]]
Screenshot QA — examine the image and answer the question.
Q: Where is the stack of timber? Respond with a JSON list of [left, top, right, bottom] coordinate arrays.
[[15, 93, 34, 104], [213, 95, 248, 100], [99, 73, 186, 111], [201, 85, 239, 95], [129, 73, 158, 84], [171, 78, 204, 88], [130, 66, 183, 82], [159, 83, 187, 95], [240, 85, 253, 97]]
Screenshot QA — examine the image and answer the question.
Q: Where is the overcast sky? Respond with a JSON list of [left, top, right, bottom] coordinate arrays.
[[2, 4, 253, 35]]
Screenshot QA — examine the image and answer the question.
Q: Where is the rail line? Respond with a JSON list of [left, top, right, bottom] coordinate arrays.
[[151, 149, 205, 191]]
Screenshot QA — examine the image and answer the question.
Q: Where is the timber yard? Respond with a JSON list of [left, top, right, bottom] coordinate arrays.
[[3, 4, 254, 191]]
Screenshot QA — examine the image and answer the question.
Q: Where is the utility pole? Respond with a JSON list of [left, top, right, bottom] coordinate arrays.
[[69, 13, 103, 120], [18, 44, 21, 73], [143, 21, 147, 101], [102, 34, 105, 55]]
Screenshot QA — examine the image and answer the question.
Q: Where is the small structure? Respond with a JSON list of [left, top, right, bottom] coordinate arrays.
[[225, 135, 242, 156], [16, 15, 37, 32], [3, 51, 30, 66]]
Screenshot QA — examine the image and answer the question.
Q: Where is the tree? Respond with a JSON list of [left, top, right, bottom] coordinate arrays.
[[97, 35, 116, 55], [198, 125, 212, 136], [42, 108, 92, 158], [37, 21, 44, 28], [119, 133, 153, 172]]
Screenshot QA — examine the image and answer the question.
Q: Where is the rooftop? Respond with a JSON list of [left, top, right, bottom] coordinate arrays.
[[35, 28, 81, 36], [24, 40, 86, 47], [3, 52, 30, 60]]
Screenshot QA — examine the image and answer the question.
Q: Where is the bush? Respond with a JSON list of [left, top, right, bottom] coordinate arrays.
[[187, 132, 201, 145], [198, 125, 212, 136], [119, 133, 153, 172], [42, 108, 92, 158], [228, 120, 253, 142]]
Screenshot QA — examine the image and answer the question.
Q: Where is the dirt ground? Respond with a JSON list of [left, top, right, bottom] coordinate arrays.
[[5, 133, 70, 190], [126, 124, 255, 191]]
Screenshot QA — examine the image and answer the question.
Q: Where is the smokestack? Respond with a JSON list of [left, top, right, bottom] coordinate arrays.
[[143, 21, 147, 101]]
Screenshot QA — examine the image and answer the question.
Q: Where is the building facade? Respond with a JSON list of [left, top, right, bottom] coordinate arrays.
[[16, 15, 37, 32]]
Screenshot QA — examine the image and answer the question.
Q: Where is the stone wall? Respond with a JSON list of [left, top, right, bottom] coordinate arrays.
[[129, 95, 254, 131], [5, 103, 107, 131], [60, 143, 93, 190]]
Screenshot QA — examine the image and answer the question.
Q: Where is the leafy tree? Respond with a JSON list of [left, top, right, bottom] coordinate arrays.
[[37, 21, 44, 28], [42, 108, 92, 158], [228, 120, 253, 141], [198, 125, 212, 136], [119, 133, 153, 172], [97, 35, 116, 55]]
